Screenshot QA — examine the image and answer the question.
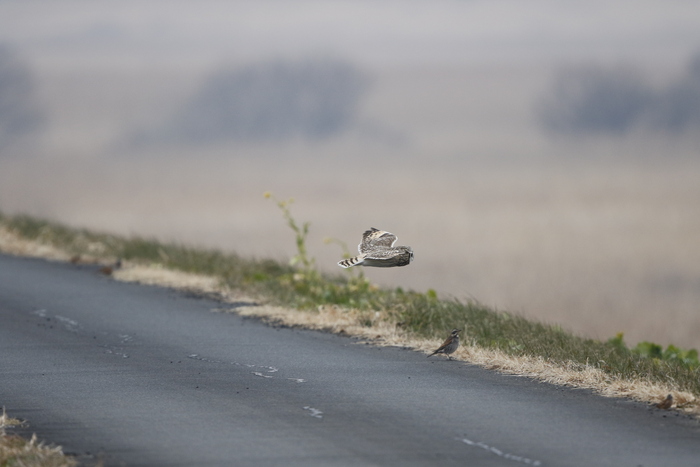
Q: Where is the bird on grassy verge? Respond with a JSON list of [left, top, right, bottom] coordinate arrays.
[[427, 329, 461, 360], [655, 394, 673, 410], [337, 228, 414, 268], [98, 258, 122, 276]]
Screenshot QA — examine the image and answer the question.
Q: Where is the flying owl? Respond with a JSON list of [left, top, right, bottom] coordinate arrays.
[[337, 228, 414, 268]]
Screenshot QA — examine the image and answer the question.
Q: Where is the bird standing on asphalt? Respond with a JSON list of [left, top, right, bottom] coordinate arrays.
[[655, 394, 673, 410], [427, 329, 461, 360]]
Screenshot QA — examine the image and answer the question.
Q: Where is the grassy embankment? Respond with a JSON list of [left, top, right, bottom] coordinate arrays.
[[0, 196, 698, 416]]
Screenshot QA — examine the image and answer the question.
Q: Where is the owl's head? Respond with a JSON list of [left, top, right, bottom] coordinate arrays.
[[391, 246, 414, 267], [402, 246, 414, 265]]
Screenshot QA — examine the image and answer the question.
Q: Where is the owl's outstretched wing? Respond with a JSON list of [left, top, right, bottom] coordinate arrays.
[[358, 228, 398, 253]]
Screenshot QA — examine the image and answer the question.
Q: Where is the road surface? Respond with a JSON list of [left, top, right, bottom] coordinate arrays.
[[1, 253, 699, 466]]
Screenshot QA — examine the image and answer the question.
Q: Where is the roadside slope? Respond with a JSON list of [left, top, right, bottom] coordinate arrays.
[[0, 216, 698, 415]]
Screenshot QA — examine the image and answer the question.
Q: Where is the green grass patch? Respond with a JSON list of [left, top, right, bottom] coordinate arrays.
[[2, 205, 699, 398]]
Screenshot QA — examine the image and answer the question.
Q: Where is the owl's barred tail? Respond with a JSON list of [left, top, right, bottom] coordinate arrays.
[[338, 254, 366, 268]]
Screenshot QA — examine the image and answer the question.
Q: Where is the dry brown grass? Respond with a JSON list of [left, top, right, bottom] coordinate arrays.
[[1, 223, 696, 417], [113, 264, 220, 292], [234, 301, 698, 415], [0, 407, 76, 467], [0, 226, 71, 262]]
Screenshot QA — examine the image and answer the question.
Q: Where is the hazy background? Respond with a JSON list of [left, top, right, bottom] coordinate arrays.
[[1, 1, 699, 348]]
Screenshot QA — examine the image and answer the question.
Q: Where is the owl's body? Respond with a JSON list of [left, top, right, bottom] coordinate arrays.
[[337, 228, 414, 268]]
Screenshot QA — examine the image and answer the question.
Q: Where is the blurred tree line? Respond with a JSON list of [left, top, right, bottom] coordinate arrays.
[[143, 58, 369, 145], [0, 44, 45, 151], [538, 52, 700, 135]]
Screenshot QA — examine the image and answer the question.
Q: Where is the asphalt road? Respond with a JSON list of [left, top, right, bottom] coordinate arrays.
[[1, 254, 699, 467]]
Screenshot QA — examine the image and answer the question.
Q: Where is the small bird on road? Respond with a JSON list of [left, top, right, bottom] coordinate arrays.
[[338, 228, 414, 268], [655, 394, 673, 410], [99, 258, 122, 276], [427, 329, 461, 360]]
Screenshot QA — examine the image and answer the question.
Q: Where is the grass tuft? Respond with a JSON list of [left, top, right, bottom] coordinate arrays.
[[0, 407, 76, 467]]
